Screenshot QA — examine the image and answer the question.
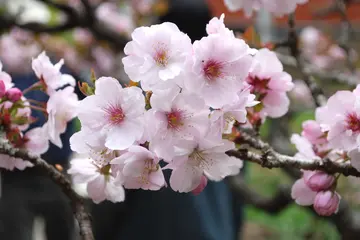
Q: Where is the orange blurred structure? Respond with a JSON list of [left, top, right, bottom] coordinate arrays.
[[207, 0, 360, 27]]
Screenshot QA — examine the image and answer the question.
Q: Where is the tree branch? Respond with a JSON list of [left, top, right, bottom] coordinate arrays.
[[0, 136, 94, 240], [286, 14, 327, 107]]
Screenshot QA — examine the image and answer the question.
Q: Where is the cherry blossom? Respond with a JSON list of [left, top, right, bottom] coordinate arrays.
[[5, 88, 22, 102], [68, 129, 125, 203], [210, 88, 258, 135], [24, 127, 49, 156], [191, 175, 208, 195], [246, 48, 294, 118], [184, 34, 252, 108], [291, 177, 317, 206], [77, 77, 145, 150], [0, 61, 13, 90], [32, 51, 76, 95], [68, 157, 125, 204], [165, 134, 241, 193], [146, 86, 210, 160], [301, 120, 327, 145], [303, 171, 335, 192], [313, 191, 341, 216], [316, 89, 360, 151], [45, 86, 78, 148], [0, 154, 33, 171], [206, 14, 234, 38], [122, 22, 192, 91], [112, 145, 165, 190]]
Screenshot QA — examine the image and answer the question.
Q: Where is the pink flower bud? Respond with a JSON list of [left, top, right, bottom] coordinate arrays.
[[6, 88, 23, 102], [191, 175, 208, 196], [304, 171, 335, 192], [313, 191, 340, 216], [301, 120, 326, 144], [0, 80, 5, 98]]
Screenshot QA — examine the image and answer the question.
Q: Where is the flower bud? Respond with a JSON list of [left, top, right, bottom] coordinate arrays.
[[304, 171, 335, 192], [191, 175, 208, 196], [6, 88, 23, 102], [313, 191, 340, 216], [0, 80, 5, 98]]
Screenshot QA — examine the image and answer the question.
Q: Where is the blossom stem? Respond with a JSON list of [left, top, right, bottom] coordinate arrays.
[[29, 105, 47, 114], [22, 82, 42, 95]]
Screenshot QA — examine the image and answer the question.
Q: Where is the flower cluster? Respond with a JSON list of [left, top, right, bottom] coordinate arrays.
[[288, 91, 360, 216], [223, 0, 308, 17], [290, 120, 341, 215], [0, 52, 78, 170], [68, 15, 293, 203]]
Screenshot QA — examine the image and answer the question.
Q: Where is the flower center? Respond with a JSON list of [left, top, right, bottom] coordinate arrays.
[[154, 43, 169, 67], [203, 59, 223, 81], [346, 112, 360, 133], [137, 159, 159, 184], [166, 110, 183, 130], [246, 75, 270, 96], [105, 105, 125, 125]]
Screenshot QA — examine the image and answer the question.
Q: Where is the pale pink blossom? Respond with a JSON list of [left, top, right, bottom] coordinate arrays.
[[191, 175, 208, 195], [165, 135, 241, 193], [246, 48, 293, 118], [210, 88, 258, 135], [112, 145, 165, 190], [0, 80, 5, 98], [77, 77, 145, 150], [122, 22, 192, 91], [315, 90, 360, 151], [5, 88, 22, 102], [313, 191, 340, 216], [206, 14, 234, 38], [25, 127, 49, 156], [184, 34, 252, 108], [0, 154, 33, 171], [301, 120, 327, 145], [291, 178, 317, 206], [45, 86, 78, 148], [0, 61, 13, 90], [303, 171, 335, 192], [289, 80, 313, 108], [68, 157, 125, 204], [146, 87, 210, 160], [32, 51, 76, 95], [290, 134, 320, 161], [96, 3, 134, 35], [0, 30, 41, 74], [68, 130, 125, 203]]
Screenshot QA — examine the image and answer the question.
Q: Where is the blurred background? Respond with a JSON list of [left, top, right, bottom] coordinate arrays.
[[1, 0, 360, 239]]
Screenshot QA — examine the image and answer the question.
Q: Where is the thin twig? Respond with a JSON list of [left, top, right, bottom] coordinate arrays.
[[0, 136, 94, 240], [287, 14, 327, 107]]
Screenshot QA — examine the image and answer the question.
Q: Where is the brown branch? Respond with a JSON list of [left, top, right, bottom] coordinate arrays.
[[0, 136, 94, 240], [228, 128, 360, 177], [287, 14, 327, 107]]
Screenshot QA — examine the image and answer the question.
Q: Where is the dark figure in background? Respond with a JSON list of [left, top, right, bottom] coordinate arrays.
[[0, 73, 76, 240], [91, 1, 244, 240]]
